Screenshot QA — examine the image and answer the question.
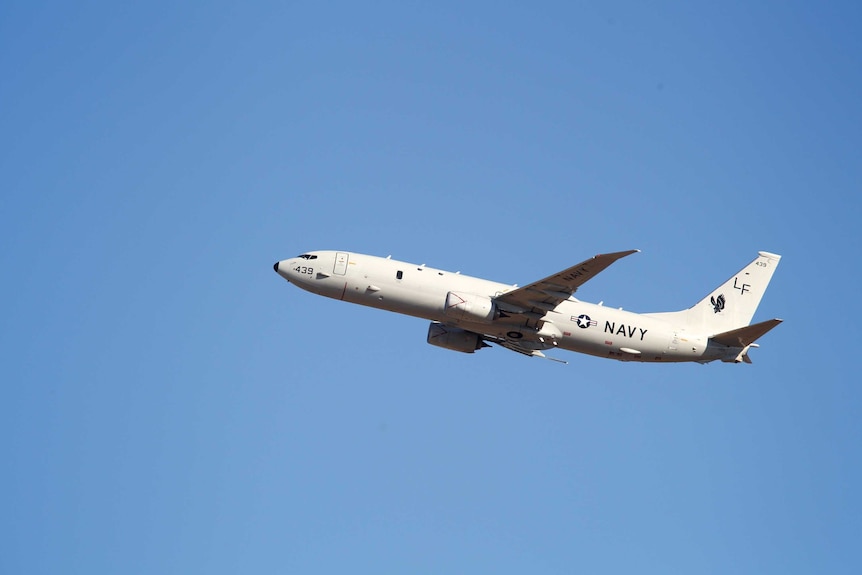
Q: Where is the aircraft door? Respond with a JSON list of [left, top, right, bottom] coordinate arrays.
[[333, 252, 349, 275]]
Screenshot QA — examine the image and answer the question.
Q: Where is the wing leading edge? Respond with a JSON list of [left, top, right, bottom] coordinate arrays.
[[494, 250, 639, 314]]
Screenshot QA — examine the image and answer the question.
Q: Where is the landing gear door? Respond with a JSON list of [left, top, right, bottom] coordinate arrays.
[[334, 252, 349, 275]]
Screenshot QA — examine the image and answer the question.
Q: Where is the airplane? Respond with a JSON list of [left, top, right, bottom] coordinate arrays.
[[273, 249, 782, 364]]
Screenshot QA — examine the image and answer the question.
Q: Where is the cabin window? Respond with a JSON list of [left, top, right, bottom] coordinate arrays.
[[396, 270, 403, 280]]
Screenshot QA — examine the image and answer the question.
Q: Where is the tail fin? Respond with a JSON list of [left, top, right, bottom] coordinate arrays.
[[647, 251, 781, 335]]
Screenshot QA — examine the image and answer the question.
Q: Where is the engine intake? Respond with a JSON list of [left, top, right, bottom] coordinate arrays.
[[443, 291, 496, 323], [427, 322, 488, 353]]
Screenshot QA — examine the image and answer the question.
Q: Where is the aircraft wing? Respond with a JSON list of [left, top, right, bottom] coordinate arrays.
[[485, 336, 569, 364], [494, 250, 639, 314]]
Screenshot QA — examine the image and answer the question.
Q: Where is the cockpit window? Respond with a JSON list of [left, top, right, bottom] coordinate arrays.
[[297, 254, 318, 260]]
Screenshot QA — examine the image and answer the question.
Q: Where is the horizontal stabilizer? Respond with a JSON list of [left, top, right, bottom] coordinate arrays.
[[710, 318, 783, 347]]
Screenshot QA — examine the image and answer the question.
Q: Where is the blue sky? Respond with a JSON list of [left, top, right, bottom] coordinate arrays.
[[2, 1, 861, 573]]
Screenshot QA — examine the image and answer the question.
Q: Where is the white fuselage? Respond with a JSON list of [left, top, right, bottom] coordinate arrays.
[[275, 251, 723, 363]]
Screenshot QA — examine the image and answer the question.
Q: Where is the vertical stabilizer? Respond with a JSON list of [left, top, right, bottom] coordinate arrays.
[[685, 251, 781, 333], [647, 252, 781, 334]]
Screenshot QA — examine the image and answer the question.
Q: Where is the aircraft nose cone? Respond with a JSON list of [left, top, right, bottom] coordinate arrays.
[[273, 261, 280, 273]]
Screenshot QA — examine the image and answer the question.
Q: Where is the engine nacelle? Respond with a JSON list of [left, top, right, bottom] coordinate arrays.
[[427, 321, 487, 353], [443, 291, 496, 323]]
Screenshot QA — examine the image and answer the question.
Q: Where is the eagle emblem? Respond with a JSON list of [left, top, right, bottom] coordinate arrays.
[[711, 294, 726, 313]]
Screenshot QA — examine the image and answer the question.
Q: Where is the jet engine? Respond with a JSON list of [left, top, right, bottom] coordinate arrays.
[[427, 321, 488, 353], [442, 291, 496, 323]]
